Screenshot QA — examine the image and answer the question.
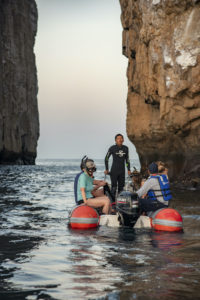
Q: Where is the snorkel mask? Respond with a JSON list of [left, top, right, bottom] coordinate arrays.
[[81, 156, 96, 175]]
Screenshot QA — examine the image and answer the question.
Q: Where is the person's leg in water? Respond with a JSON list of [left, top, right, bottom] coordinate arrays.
[[86, 196, 110, 214]]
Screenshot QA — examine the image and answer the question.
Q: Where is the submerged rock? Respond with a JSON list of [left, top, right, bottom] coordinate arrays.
[[120, 0, 200, 181], [0, 0, 39, 164]]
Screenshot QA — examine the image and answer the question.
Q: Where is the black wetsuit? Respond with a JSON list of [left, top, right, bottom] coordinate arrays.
[[105, 144, 130, 199]]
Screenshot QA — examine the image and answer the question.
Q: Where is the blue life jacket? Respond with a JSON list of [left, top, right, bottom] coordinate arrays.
[[147, 174, 172, 202], [74, 171, 83, 204]]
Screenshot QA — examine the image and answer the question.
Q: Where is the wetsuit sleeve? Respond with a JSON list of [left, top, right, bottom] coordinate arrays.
[[105, 147, 112, 170], [125, 147, 130, 171]]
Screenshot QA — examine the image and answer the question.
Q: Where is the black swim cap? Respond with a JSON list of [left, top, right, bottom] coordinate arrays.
[[148, 162, 158, 174]]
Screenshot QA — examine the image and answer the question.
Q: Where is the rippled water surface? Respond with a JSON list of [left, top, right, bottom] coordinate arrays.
[[0, 159, 200, 300]]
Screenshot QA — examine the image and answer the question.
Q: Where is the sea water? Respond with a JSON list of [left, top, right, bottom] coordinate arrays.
[[0, 159, 200, 300]]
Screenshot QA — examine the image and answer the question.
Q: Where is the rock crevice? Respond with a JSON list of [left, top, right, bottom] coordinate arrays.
[[120, 0, 200, 180]]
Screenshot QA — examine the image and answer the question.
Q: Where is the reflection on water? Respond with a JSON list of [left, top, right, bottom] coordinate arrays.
[[150, 231, 184, 251], [0, 159, 200, 300]]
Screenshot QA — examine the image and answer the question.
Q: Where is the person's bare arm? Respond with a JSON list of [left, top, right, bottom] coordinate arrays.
[[80, 188, 87, 204]]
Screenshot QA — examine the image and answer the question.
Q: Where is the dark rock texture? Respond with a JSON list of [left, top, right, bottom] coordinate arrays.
[[0, 0, 39, 164], [120, 0, 200, 181]]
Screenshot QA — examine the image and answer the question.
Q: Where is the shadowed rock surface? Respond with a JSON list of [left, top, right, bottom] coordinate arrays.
[[120, 0, 200, 181], [0, 0, 39, 164]]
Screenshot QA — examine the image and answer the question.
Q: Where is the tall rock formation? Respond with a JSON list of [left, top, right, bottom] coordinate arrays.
[[120, 0, 200, 180], [0, 0, 39, 164]]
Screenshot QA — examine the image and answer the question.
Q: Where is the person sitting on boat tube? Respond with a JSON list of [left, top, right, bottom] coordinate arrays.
[[136, 162, 172, 214], [129, 168, 144, 191], [157, 161, 169, 178], [75, 157, 110, 214]]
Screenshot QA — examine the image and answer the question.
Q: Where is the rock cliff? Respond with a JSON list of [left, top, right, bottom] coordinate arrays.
[[0, 0, 39, 164], [120, 0, 200, 181]]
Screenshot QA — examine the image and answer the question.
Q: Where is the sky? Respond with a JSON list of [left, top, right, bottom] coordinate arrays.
[[35, 0, 139, 161]]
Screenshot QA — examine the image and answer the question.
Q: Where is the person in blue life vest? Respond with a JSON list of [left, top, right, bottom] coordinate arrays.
[[74, 157, 110, 214], [136, 162, 172, 214], [104, 134, 131, 200]]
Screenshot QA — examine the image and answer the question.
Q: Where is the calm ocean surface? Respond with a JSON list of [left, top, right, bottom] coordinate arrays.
[[0, 159, 200, 300]]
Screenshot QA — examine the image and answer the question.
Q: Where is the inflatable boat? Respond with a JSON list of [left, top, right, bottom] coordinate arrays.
[[69, 205, 99, 229], [68, 191, 183, 232]]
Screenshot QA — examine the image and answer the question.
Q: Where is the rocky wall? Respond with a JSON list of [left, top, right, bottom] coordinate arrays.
[[120, 0, 200, 181], [0, 0, 39, 164]]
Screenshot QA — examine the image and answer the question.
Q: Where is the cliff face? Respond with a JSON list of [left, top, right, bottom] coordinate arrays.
[[120, 0, 200, 180], [0, 0, 39, 164]]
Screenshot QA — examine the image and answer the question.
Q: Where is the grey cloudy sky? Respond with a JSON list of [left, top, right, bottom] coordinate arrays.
[[35, 0, 139, 162]]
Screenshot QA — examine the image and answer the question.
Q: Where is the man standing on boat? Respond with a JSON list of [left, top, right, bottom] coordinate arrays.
[[104, 134, 131, 200]]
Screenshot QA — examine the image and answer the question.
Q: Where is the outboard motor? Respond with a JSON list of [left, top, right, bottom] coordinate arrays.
[[116, 191, 140, 227]]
